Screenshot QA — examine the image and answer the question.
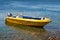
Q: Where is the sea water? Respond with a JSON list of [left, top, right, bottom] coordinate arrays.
[[0, 0, 60, 40]]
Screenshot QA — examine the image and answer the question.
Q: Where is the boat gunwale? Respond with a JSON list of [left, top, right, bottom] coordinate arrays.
[[6, 17, 51, 23]]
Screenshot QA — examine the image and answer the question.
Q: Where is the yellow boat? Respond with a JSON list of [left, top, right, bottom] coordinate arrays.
[[5, 13, 51, 27]]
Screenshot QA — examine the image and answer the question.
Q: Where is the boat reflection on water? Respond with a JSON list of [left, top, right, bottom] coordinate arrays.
[[5, 21, 49, 40]]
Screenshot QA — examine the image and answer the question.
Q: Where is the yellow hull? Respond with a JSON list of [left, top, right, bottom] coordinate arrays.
[[5, 17, 51, 27]]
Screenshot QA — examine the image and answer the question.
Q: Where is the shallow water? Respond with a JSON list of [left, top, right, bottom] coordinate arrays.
[[0, 20, 59, 40]]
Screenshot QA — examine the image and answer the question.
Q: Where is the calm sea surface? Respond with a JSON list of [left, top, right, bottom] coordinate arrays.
[[0, 0, 60, 40]]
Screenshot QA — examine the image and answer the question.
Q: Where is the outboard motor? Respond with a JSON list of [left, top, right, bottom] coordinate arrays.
[[7, 13, 12, 17]]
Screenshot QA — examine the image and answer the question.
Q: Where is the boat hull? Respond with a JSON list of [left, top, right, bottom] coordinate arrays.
[[5, 17, 51, 27]]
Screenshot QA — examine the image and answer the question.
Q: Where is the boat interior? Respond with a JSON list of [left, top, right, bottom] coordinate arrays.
[[23, 16, 45, 20], [7, 13, 45, 20]]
